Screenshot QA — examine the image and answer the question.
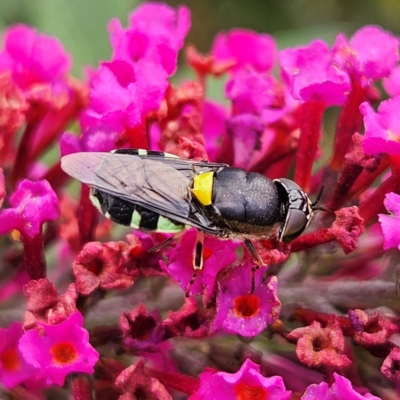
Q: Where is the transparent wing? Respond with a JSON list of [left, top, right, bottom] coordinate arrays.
[[61, 152, 224, 234]]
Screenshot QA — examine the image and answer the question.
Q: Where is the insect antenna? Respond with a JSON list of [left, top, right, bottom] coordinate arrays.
[[243, 239, 265, 294], [311, 185, 331, 213], [148, 231, 185, 253], [148, 237, 174, 253]]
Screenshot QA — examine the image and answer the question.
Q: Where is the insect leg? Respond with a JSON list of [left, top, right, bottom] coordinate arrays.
[[243, 239, 265, 293], [148, 231, 185, 253], [186, 230, 204, 296]]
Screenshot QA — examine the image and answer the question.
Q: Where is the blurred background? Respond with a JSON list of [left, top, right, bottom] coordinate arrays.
[[1, 0, 400, 78]]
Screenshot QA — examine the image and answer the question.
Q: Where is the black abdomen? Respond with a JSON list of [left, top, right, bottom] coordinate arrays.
[[91, 188, 183, 233]]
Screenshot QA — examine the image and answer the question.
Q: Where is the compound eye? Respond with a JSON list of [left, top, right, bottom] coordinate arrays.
[[280, 209, 308, 243]]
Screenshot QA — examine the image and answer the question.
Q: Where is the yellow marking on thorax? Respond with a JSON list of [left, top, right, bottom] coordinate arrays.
[[192, 172, 214, 206]]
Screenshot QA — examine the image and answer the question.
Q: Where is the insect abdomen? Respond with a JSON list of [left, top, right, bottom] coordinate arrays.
[[90, 188, 184, 233]]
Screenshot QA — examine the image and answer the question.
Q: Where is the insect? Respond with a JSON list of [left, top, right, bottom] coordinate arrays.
[[61, 149, 324, 287]]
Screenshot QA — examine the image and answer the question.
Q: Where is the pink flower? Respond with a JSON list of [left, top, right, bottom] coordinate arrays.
[[0, 72, 27, 139], [333, 25, 399, 87], [19, 311, 99, 386], [291, 206, 364, 254], [0, 179, 60, 238], [202, 100, 228, 162], [115, 359, 172, 399], [60, 125, 122, 156], [109, 2, 191, 75], [0, 322, 37, 388], [288, 318, 352, 369], [161, 228, 239, 297], [0, 168, 5, 207], [279, 39, 351, 106], [301, 373, 381, 399], [381, 347, 400, 381], [348, 309, 398, 348], [120, 304, 165, 352], [361, 96, 400, 155], [213, 264, 281, 337], [163, 297, 210, 339], [0, 24, 71, 89], [226, 114, 264, 169], [72, 239, 139, 295], [83, 59, 168, 131], [189, 359, 291, 400], [383, 66, 400, 97], [212, 29, 276, 73], [23, 279, 78, 329], [378, 192, 400, 250], [226, 68, 277, 115], [81, 3, 190, 147]]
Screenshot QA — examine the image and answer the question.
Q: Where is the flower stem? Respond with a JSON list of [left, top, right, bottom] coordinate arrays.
[[330, 81, 365, 170], [21, 231, 46, 279], [77, 184, 98, 246], [294, 100, 325, 191], [70, 375, 93, 400], [358, 177, 393, 224], [147, 367, 200, 395]]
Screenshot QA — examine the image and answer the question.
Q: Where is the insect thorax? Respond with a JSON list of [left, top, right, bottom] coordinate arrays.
[[199, 167, 282, 237]]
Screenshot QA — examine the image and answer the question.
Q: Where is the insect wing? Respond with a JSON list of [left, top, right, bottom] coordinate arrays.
[[61, 152, 222, 233]]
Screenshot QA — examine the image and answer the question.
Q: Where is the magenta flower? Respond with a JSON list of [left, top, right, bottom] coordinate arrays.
[[0, 179, 59, 238], [202, 100, 228, 161], [161, 228, 239, 297], [19, 311, 99, 386], [3, 6, 400, 398], [226, 68, 277, 115], [279, 39, 351, 106], [383, 66, 400, 97], [60, 125, 122, 156], [226, 114, 264, 169], [0, 322, 37, 388], [108, 2, 191, 75], [83, 59, 168, 131], [0, 168, 5, 207], [211, 29, 276, 73], [189, 359, 291, 400], [80, 3, 190, 149], [301, 373, 381, 400], [333, 25, 399, 87], [361, 96, 400, 155], [213, 264, 281, 337], [378, 192, 400, 250], [0, 24, 71, 90]]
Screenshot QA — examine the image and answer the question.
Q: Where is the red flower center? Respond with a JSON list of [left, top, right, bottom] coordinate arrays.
[[235, 381, 268, 400], [1, 348, 20, 371], [87, 258, 104, 275], [202, 247, 214, 262], [50, 342, 78, 364], [129, 315, 156, 340], [130, 244, 145, 258], [233, 294, 260, 318]]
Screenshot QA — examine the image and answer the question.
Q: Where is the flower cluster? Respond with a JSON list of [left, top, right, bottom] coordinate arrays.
[[0, 2, 400, 399]]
